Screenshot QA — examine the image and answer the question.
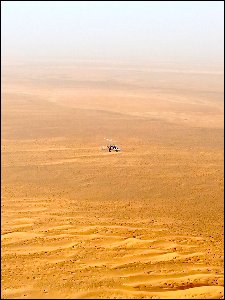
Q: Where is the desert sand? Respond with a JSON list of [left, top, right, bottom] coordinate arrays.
[[1, 61, 224, 299]]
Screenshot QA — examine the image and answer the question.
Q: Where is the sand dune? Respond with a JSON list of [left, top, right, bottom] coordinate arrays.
[[1, 62, 224, 298]]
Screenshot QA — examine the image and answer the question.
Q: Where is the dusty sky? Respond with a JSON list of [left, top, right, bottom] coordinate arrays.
[[1, 1, 224, 66]]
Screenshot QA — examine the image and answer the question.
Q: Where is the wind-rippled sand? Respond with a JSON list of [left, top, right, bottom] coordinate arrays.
[[1, 62, 224, 298]]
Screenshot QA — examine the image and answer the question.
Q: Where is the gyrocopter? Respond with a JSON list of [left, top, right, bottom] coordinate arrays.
[[101, 138, 121, 152]]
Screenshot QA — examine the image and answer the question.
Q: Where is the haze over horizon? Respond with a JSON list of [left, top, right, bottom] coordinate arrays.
[[2, 1, 224, 68]]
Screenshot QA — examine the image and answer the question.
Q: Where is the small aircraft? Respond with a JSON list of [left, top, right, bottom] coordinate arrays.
[[101, 138, 121, 152]]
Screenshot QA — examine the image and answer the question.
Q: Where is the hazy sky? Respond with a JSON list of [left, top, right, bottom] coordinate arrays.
[[2, 1, 224, 65]]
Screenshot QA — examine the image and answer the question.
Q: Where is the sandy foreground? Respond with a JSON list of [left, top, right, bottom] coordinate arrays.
[[1, 62, 224, 299]]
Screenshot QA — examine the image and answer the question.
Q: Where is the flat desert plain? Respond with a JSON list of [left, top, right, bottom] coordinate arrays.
[[1, 62, 224, 299]]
